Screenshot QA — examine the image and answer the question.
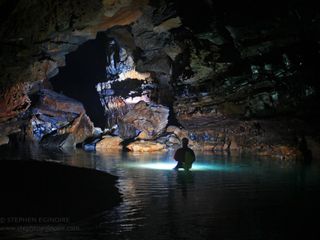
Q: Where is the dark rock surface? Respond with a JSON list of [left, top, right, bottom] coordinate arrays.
[[0, 159, 121, 222]]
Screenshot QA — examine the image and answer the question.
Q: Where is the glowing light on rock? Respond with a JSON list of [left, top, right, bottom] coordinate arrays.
[[118, 69, 150, 81], [125, 95, 150, 104]]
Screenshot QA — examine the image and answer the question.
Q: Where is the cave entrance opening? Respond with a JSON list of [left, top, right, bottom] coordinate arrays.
[[50, 32, 108, 128], [50, 30, 161, 131]]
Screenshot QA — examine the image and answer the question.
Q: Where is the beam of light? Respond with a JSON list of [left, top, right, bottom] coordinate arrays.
[[124, 162, 229, 171]]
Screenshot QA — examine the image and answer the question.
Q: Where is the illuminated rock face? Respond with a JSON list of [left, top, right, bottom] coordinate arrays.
[[95, 37, 154, 128], [0, 0, 320, 158], [119, 101, 169, 139], [31, 89, 85, 141], [126, 140, 166, 152], [96, 135, 123, 151], [0, 0, 146, 146], [39, 113, 94, 148], [0, 83, 31, 123]]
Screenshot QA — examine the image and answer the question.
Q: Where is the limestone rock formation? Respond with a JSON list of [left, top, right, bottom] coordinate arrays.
[[126, 140, 166, 152], [0, 83, 31, 123], [96, 135, 123, 151], [38, 89, 85, 115], [40, 113, 94, 148], [0, 0, 320, 158], [31, 89, 87, 141], [0, 0, 147, 91], [120, 101, 169, 139]]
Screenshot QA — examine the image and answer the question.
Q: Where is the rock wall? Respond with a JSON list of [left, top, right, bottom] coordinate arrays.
[[0, 0, 147, 91], [1, 0, 319, 158]]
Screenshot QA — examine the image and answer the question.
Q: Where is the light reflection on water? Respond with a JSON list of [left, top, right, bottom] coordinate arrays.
[[1, 145, 320, 240]]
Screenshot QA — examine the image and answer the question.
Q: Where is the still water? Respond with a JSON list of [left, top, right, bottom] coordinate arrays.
[[1, 145, 320, 240]]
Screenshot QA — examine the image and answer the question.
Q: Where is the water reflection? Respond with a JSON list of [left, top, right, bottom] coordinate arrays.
[[1, 145, 320, 240], [176, 171, 194, 198]]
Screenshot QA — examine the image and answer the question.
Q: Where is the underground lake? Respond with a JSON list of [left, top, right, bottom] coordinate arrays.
[[1, 145, 320, 240]]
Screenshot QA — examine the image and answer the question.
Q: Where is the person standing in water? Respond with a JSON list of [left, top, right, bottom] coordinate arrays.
[[173, 138, 195, 170]]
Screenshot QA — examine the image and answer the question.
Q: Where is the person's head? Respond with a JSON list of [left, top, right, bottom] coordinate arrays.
[[182, 138, 189, 148]]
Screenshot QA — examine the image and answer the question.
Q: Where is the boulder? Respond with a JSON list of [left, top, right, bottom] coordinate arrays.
[[166, 125, 189, 140], [41, 133, 75, 149], [31, 90, 93, 142], [38, 89, 85, 115], [66, 114, 94, 145], [96, 136, 123, 151], [120, 101, 169, 139], [0, 83, 31, 123], [126, 140, 166, 152], [40, 113, 94, 148], [136, 130, 150, 140]]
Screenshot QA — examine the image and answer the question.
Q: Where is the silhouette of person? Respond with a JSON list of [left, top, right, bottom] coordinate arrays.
[[173, 138, 195, 170]]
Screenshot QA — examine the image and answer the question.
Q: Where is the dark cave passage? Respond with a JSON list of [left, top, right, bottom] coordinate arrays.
[[50, 32, 108, 128]]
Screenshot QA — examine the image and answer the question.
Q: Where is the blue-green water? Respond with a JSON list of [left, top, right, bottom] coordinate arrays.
[[1, 145, 320, 240]]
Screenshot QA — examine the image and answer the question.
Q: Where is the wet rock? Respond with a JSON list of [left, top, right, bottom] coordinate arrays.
[[83, 138, 101, 152], [256, 145, 299, 160], [41, 133, 75, 149], [126, 140, 166, 152], [96, 136, 123, 151], [93, 127, 104, 137], [120, 101, 169, 139]]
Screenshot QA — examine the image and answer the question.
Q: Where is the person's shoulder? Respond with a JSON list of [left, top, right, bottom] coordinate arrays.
[[187, 147, 194, 152], [175, 147, 183, 153], [187, 148, 195, 155]]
